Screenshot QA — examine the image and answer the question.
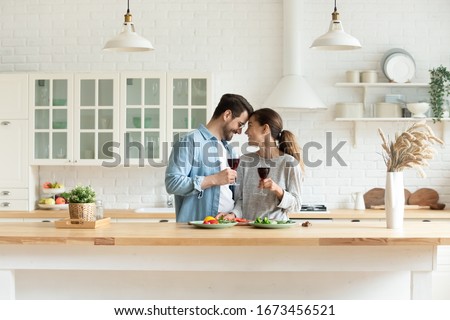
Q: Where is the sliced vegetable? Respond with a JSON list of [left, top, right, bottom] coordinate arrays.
[[253, 217, 295, 225]]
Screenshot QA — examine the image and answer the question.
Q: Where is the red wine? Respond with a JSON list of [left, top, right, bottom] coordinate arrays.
[[257, 167, 270, 179], [227, 158, 240, 170]]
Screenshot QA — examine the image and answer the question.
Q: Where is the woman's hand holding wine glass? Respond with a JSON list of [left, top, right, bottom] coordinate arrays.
[[256, 167, 270, 195]]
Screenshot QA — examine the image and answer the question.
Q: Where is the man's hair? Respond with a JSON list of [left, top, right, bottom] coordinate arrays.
[[211, 93, 254, 119]]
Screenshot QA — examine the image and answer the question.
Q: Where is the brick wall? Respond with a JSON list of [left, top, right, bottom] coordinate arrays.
[[3, 0, 450, 209]]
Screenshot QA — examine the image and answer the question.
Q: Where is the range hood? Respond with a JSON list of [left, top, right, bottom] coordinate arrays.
[[263, 0, 326, 109]]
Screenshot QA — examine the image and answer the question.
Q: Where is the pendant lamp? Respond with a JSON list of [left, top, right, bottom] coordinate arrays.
[[310, 0, 361, 51], [103, 0, 154, 52]]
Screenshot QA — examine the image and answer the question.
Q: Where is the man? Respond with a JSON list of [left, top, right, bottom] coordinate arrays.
[[165, 93, 254, 222]]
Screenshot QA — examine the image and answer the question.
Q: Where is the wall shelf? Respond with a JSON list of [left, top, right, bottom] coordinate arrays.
[[335, 82, 429, 88], [335, 118, 449, 147], [335, 82, 429, 111], [335, 83, 435, 147]]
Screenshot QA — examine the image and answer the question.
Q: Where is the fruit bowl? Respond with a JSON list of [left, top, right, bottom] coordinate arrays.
[[38, 203, 68, 210], [42, 187, 65, 194], [407, 102, 430, 118]]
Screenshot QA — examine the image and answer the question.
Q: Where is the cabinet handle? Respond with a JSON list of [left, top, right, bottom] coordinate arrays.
[[1, 191, 11, 196], [1, 121, 11, 126], [1, 202, 11, 207]]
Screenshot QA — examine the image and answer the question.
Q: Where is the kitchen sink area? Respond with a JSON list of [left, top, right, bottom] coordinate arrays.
[[134, 207, 175, 214]]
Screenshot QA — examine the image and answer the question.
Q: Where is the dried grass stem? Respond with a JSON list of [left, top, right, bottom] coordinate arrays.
[[378, 121, 444, 177]]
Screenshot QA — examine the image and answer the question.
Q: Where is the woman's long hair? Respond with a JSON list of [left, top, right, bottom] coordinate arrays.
[[251, 108, 305, 173]]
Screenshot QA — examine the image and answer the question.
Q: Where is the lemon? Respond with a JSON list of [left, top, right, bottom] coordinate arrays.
[[203, 216, 216, 222]]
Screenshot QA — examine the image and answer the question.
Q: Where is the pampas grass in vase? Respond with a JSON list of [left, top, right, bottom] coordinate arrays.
[[378, 121, 444, 229]]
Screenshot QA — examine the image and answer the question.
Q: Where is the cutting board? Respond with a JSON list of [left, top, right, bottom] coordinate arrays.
[[363, 188, 385, 209], [363, 188, 411, 209], [408, 188, 439, 206]]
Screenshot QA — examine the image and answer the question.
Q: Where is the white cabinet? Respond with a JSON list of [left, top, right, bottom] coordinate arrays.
[[119, 72, 167, 166], [0, 74, 30, 211], [30, 73, 120, 165], [0, 120, 29, 211], [0, 120, 29, 188], [28, 72, 212, 166], [167, 73, 212, 144], [0, 74, 28, 119], [29, 74, 73, 164], [74, 73, 120, 165], [117, 72, 212, 166]]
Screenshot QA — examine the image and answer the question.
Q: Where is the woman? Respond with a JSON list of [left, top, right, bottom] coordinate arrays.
[[217, 108, 303, 221]]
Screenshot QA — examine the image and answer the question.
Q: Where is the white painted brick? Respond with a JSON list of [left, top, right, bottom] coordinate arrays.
[[1, 0, 449, 209]]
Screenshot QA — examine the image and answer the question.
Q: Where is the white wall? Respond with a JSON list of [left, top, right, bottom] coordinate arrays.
[[2, 0, 450, 209]]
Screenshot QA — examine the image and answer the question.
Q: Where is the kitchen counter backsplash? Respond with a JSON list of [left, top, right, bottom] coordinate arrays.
[[39, 166, 169, 209]]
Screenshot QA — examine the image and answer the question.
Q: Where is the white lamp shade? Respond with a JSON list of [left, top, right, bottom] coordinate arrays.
[[103, 23, 154, 52], [310, 20, 361, 51]]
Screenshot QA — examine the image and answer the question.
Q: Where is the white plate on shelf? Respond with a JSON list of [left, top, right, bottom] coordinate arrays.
[[380, 48, 416, 83], [41, 188, 65, 194], [38, 203, 68, 210], [384, 53, 416, 83]]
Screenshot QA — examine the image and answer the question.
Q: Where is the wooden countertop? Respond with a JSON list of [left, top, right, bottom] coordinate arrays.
[[1, 208, 450, 219], [1, 220, 450, 246], [290, 209, 450, 219], [0, 209, 175, 219]]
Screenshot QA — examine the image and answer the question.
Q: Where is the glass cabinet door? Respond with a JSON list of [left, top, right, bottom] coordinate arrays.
[[30, 75, 73, 164], [74, 74, 119, 164], [167, 73, 211, 144], [121, 72, 166, 165]]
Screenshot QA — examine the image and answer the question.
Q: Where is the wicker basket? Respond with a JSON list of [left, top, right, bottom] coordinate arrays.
[[68, 203, 96, 222]]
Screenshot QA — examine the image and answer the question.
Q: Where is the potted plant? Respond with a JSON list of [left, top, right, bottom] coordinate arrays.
[[67, 185, 96, 222], [429, 65, 450, 121]]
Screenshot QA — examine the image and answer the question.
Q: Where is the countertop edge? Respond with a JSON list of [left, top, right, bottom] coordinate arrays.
[[1, 209, 449, 219]]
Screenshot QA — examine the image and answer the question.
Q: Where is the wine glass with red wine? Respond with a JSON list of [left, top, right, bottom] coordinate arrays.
[[256, 167, 270, 195], [227, 157, 240, 185]]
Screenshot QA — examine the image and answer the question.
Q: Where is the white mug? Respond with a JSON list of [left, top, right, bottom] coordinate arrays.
[[346, 70, 360, 83], [352, 192, 365, 210]]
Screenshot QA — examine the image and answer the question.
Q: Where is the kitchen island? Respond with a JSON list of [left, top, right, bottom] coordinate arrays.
[[1, 208, 450, 221], [1, 220, 450, 299]]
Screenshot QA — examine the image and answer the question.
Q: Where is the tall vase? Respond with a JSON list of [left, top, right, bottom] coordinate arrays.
[[385, 172, 405, 229]]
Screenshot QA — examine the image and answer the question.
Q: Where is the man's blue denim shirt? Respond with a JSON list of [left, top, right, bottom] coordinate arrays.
[[165, 125, 230, 222]]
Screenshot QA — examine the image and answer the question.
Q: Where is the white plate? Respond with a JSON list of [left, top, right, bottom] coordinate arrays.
[[384, 53, 415, 83], [38, 203, 68, 210], [189, 221, 238, 229], [380, 48, 415, 80], [249, 220, 298, 229]]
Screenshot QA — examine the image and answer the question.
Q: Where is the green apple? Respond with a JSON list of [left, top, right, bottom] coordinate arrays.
[[44, 198, 55, 205]]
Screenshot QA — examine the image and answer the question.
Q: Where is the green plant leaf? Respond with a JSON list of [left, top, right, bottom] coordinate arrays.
[[67, 185, 96, 203], [429, 65, 450, 121]]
